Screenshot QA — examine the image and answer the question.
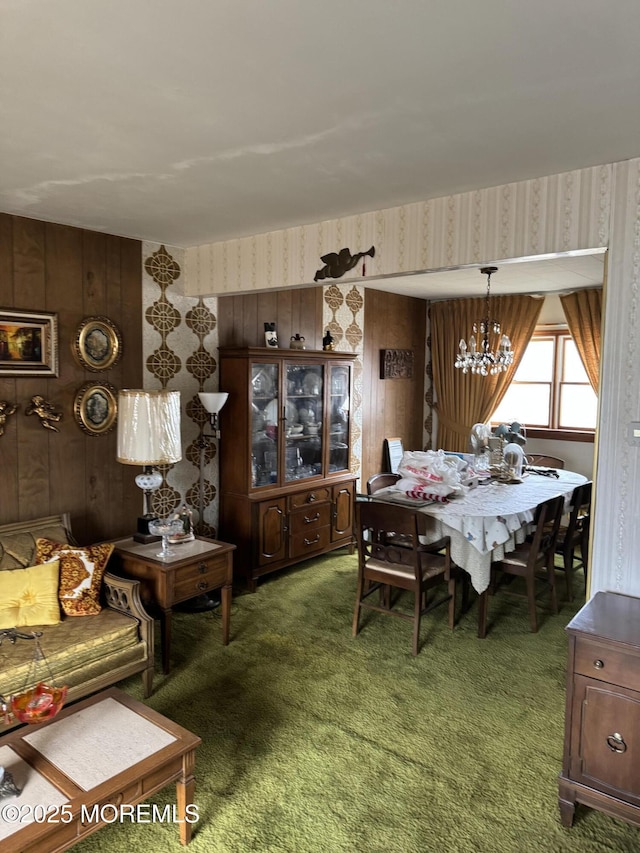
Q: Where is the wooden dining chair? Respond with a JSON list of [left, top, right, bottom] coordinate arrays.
[[555, 481, 592, 601], [483, 495, 564, 634], [353, 501, 456, 655], [525, 454, 565, 469], [366, 472, 401, 494]]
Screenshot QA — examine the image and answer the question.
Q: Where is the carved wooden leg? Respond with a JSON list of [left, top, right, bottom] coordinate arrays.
[[177, 748, 197, 845], [558, 777, 577, 827], [477, 590, 488, 638], [160, 607, 172, 674], [558, 793, 576, 827], [221, 583, 232, 645], [141, 663, 154, 697]]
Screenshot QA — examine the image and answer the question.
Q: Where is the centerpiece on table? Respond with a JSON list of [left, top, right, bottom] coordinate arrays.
[[470, 420, 526, 480], [492, 420, 526, 479]]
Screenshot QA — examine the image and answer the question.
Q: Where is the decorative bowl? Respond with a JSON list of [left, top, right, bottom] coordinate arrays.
[[11, 682, 68, 724]]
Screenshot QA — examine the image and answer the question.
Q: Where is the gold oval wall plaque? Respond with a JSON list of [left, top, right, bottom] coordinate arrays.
[[72, 316, 123, 372]]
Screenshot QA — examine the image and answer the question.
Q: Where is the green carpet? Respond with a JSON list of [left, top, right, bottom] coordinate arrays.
[[74, 552, 637, 852]]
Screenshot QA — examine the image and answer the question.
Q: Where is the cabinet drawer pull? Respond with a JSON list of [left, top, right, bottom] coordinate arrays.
[[307, 493, 318, 503], [593, 659, 604, 669], [196, 580, 208, 591], [304, 513, 320, 524], [606, 732, 627, 753], [304, 534, 321, 546], [198, 563, 208, 574]]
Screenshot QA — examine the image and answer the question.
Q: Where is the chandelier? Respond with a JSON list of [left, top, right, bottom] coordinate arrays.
[[454, 266, 514, 376]]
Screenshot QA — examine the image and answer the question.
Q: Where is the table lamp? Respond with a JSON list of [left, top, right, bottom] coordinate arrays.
[[117, 389, 182, 542]]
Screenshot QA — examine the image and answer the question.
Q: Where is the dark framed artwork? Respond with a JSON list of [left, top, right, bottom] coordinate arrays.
[[73, 381, 118, 436], [0, 309, 58, 377], [72, 316, 123, 372], [380, 349, 414, 379]]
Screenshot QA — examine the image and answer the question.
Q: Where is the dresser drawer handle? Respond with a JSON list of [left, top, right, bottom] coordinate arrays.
[[593, 659, 604, 670], [304, 534, 321, 546], [198, 563, 208, 574], [304, 513, 320, 524], [196, 580, 208, 591], [307, 493, 318, 503], [606, 732, 627, 753]]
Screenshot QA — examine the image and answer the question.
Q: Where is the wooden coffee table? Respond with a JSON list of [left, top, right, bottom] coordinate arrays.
[[0, 687, 201, 850]]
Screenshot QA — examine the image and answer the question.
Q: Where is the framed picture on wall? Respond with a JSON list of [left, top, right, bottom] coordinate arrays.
[[380, 349, 414, 379], [71, 315, 123, 372], [73, 381, 118, 436], [0, 308, 59, 377]]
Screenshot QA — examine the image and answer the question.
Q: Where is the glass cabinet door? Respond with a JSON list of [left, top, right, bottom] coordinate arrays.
[[251, 362, 279, 487], [329, 363, 351, 473], [284, 362, 324, 482]]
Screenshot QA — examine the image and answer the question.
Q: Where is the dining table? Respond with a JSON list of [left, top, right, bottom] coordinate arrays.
[[370, 467, 588, 637]]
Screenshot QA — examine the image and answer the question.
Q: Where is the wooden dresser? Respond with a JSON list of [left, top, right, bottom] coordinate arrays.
[[559, 591, 640, 828]]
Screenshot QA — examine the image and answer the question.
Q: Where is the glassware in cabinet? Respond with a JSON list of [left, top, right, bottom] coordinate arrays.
[[284, 361, 324, 482], [251, 362, 279, 487]]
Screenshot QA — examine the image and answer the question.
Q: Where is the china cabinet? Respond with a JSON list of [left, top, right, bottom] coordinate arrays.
[[559, 591, 640, 828], [218, 347, 356, 590]]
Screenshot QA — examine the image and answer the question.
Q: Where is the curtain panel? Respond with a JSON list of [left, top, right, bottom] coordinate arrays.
[[560, 288, 602, 393], [431, 295, 543, 452]]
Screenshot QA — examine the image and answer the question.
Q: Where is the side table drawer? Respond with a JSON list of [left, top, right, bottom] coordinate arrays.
[[575, 637, 640, 692], [174, 556, 231, 602]]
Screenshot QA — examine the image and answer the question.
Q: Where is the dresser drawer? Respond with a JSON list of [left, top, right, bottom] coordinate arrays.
[[290, 525, 330, 558], [289, 504, 331, 536], [575, 637, 640, 692], [289, 487, 330, 509], [173, 556, 231, 602]]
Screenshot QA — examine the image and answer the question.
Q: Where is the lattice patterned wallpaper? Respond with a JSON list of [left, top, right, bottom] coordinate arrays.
[[142, 243, 222, 536], [322, 283, 364, 483]]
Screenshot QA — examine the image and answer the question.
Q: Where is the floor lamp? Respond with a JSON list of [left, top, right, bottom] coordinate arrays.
[[196, 392, 228, 535], [117, 389, 182, 542]]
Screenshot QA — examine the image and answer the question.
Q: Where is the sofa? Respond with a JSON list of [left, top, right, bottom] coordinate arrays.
[[0, 513, 154, 729]]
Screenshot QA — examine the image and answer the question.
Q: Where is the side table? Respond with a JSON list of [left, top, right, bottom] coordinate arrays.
[[559, 591, 640, 828], [111, 536, 236, 674]]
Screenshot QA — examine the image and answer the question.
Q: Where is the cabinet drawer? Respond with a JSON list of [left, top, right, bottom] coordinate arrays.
[[575, 637, 640, 692], [290, 525, 330, 558], [290, 504, 331, 535], [289, 487, 330, 509], [173, 556, 230, 601]]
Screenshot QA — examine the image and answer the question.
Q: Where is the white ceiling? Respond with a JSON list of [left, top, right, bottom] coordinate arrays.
[[2, 1, 640, 256], [363, 249, 607, 300]]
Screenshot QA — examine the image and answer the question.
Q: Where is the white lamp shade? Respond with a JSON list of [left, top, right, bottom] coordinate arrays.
[[117, 389, 182, 465], [198, 392, 229, 414]]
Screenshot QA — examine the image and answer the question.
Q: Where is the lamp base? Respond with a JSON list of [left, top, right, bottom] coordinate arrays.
[[133, 515, 161, 544]]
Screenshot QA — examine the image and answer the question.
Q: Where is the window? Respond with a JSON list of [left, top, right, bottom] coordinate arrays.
[[491, 328, 597, 434]]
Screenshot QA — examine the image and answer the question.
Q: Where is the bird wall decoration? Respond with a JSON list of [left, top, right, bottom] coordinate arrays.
[[313, 246, 375, 282]]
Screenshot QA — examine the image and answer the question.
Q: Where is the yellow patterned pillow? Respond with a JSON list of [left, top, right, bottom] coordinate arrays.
[[0, 560, 61, 629], [35, 539, 114, 616]]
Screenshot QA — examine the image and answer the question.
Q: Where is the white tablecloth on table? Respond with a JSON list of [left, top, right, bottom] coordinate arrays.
[[372, 468, 588, 594]]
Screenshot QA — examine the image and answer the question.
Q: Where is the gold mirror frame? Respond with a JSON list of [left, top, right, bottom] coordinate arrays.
[[72, 316, 123, 372], [74, 382, 118, 436]]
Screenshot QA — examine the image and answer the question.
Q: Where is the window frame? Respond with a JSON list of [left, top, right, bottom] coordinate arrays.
[[492, 325, 596, 443]]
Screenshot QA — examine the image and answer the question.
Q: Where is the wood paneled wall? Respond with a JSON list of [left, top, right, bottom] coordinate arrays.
[[218, 285, 428, 488], [217, 287, 324, 349], [361, 289, 427, 483], [0, 214, 142, 543]]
